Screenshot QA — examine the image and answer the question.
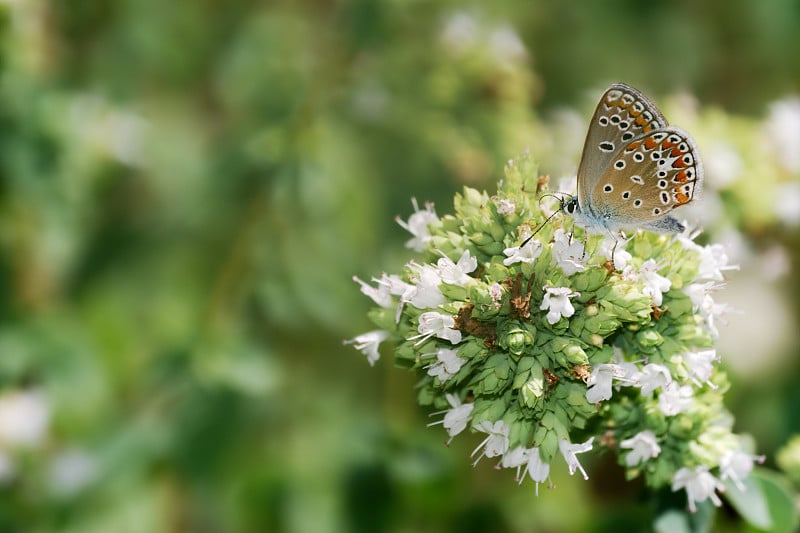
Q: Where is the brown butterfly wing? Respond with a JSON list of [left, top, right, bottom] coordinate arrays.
[[576, 83, 668, 209], [586, 127, 703, 231]]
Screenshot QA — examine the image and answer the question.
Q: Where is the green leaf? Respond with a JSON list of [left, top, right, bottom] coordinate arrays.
[[654, 510, 691, 533], [724, 468, 799, 533]]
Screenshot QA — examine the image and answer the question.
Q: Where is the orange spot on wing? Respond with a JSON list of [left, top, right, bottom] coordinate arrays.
[[661, 140, 676, 149], [635, 115, 648, 126], [670, 147, 683, 157], [626, 140, 642, 151], [644, 137, 657, 150], [674, 170, 688, 183], [672, 158, 688, 169], [673, 190, 690, 205]]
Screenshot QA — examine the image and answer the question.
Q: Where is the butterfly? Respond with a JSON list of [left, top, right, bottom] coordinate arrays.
[[557, 83, 703, 236]]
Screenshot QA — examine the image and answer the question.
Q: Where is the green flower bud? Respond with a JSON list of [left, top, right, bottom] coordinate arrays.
[[636, 329, 664, 347]]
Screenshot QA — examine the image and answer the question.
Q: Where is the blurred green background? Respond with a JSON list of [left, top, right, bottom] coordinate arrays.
[[0, 1, 799, 531]]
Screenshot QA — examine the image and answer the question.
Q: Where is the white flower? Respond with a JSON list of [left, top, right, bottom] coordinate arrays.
[[48, 449, 97, 497], [437, 250, 477, 285], [598, 237, 632, 271], [705, 142, 743, 188], [500, 446, 529, 481], [488, 25, 527, 63], [585, 363, 634, 403], [426, 347, 467, 382], [428, 393, 474, 444], [396, 198, 439, 252], [552, 229, 586, 275], [471, 420, 510, 465], [671, 466, 724, 513], [559, 437, 593, 480], [719, 450, 764, 492], [775, 181, 800, 227], [638, 364, 672, 396], [495, 198, 516, 216], [683, 350, 718, 388], [658, 382, 693, 416], [409, 312, 462, 346], [0, 389, 50, 448], [524, 447, 551, 496], [353, 273, 412, 308], [344, 330, 390, 366], [370, 273, 416, 323], [489, 282, 504, 309], [503, 239, 543, 266], [540, 286, 579, 325], [764, 97, 800, 174], [697, 243, 738, 282], [682, 282, 733, 338], [440, 11, 478, 53], [406, 262, 446, 309], [0, 451, 15, 484], [620, 430, 661, 467], [637, 259, 671, 306]]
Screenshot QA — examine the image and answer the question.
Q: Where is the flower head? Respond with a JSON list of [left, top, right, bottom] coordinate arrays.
[[349, 152, 754, 507]]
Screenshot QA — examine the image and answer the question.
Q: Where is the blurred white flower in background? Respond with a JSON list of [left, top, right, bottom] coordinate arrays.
[[763, 97, 800, 174], [0, 388, 50, 448], [704, 142, 743, 189], [774, 182, 800, 227], [48, 449, 98, 498]]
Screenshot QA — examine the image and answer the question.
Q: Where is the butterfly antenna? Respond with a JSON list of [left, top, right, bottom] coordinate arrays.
[[519, 194, 567, 247]]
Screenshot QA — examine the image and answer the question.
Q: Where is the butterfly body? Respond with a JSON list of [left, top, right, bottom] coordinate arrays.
[[567, 83, 703, 235]]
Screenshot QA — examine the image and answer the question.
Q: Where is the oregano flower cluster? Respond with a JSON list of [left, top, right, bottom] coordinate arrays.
[[347, 153, 761, 510]]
